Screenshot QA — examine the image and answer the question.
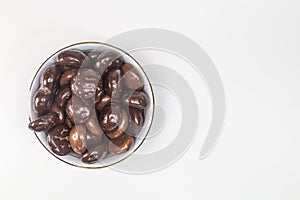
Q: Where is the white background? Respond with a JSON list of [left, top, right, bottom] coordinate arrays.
[[0, 0, 300, 199]]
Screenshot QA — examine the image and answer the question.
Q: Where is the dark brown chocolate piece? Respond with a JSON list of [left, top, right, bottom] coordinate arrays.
[[82, 144, 107, 164], [28, 113, 58, 132], [108, 134, 134, 155], [104, 68, 123, 98], [60, 69, 78, 86], [47, 125, 71, 156], [106, 108, 128, 139], [69, 125, 87, 154], [50, 104, 65, 124], [40, 65, 61, 91], [40, 64, 61, 92], [126, 108, 144, 136], [123, 90, 149, 109], [95, 94, 111, 112], [57, 50, 87, 68], [33, 87, 53, 115], [55, 86, 72, 109], [99, 104, 123, 133]]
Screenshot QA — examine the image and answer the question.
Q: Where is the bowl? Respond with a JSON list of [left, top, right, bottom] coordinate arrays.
[[29, 42, 154, 168]]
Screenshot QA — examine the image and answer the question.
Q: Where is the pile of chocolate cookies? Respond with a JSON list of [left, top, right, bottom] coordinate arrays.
[[28, 47, 150, 164]]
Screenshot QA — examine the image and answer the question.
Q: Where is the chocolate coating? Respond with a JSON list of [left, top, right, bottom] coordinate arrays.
[[106, 108, 128, 139], [95, 94, 111, 112], [57, 50, 87, 68], [126, 108, 144, 136], [47, 125, 71, 156], [82, 144, 107, 164], [123, 90, 149, 109], [66, 97, 91, 124], [94, 51, 123, 74], [33, 87, 53, 115], [55, 86, 72, 108], [28, 113, 58, 132], [40, 64, 61, 93], [99, 105, 123, 133], [108, 134, 134, 155], [71, 69, 101, 100], [121, 63, 143, 90], [104, 68, 123, 98], [69, 125, 87, 154], [50, 104, 65, 124], [60, 69, 78, 86]]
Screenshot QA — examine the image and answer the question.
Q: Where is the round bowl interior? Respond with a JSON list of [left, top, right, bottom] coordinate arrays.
[[29, 42, 154, 168]]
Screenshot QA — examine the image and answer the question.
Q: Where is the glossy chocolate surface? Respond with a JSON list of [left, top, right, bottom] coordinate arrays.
[[123, 90, 149, 109], [60, 69, 78, 86], [108, 134, 134, 155], [47, 125, 71, 156], [55, 86, 72, 108], [33, 87, 53, 115], [95, 94, 111, 112], [104, 68, 123, 98], [106, 108, 128, 139], [126, 108, 144, 135], [40, 64, 61, 93], [28, 113, 58, 132], [57, 50, 87, 68], [99, 104, 123, 133], [69, 125, 87, 154]]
